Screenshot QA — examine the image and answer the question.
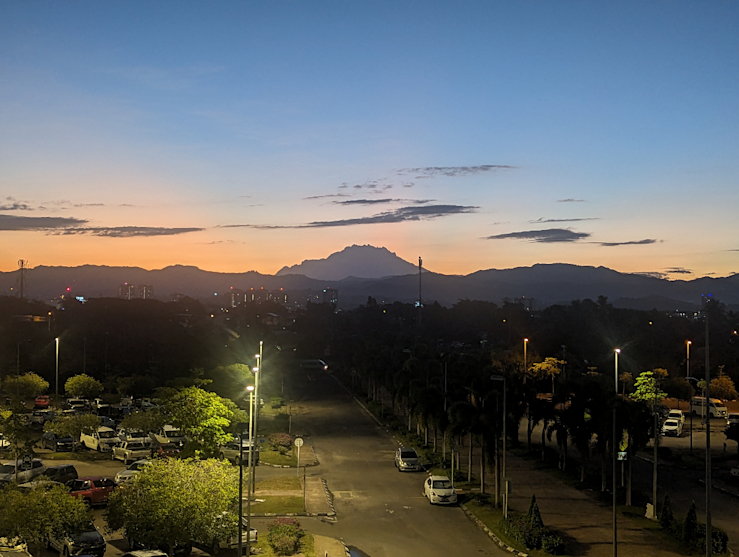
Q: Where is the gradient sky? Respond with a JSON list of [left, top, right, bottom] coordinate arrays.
[[1, 1, 738, 279]]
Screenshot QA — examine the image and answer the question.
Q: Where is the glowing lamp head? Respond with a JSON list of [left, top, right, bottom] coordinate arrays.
[[615, 348, 621, 354], [253, 367, 259, 373], [524, 338, 529, 342], [247, 385, 254, 392], [687, 340, 692, 345]]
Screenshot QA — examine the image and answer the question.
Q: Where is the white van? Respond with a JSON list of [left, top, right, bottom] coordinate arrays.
[[690, 397, 728, 419], [150, 425, 186, 448], [80, 427, 120, 452]]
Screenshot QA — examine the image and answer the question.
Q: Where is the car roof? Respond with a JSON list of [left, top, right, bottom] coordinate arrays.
[[428, 475, 450, 481]]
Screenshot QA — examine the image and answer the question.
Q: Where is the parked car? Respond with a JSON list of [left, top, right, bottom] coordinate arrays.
[[29, 410, 57, 425], [80, 427, 120, 452], [115, 459, 153, 484], [395, 447, 423, 472], [43, 464, 78, 483], [218, 439, 259, 465], [0, 459, 47, 483], [151, 442, 180, 459], [41, 431, 75, 452], [34, 395, 50, 409], [662, 418, 683, 437], [0, 433, 10, 452], [113, 441, 151, 464], [727, 413, 739, 427], [66, 398, 89, 410], [667, 410, 685, 424], [423, 475, 458, 505], [17, 479, 64, 492], [47, 520, 106, 557], [150, 425, 186, 448], [98, 416, 116, 429], [195, 514, 257, 555], [117, 428, 150, 445], [122, 552, 167, 557], [128, 539, 191, 557], [66, 477, 117, 507]]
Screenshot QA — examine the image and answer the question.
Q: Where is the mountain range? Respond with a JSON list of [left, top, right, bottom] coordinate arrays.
[[2, 245, 738, 311]]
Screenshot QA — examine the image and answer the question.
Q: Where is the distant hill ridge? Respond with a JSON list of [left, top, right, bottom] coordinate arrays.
[[276, 244, 420, 281], [2, 246, 738, 310]]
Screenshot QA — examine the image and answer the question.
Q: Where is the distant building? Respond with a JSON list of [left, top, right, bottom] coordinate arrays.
[[119, 283, 136, 300], [138, 285, 154, 299], [323, 288, 338, 306]]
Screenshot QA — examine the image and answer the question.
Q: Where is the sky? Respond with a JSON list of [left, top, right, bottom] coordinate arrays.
[[1, 1, 738, 279]]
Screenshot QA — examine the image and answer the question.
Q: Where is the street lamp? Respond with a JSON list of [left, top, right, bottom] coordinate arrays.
[[490, 375, 507, 517], [686, 340, 691, 378], [613, 349, 620, 557], [55, 337, 60, 397], [523, 338, 529, 377], [239, 385, 255, 557]]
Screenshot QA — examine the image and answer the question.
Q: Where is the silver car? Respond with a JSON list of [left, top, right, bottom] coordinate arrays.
[[395, 447, 423, 472]]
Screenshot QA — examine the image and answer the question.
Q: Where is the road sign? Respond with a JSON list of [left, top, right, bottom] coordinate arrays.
[[617, 451, 627, 461], [294, 438, 304, 448]]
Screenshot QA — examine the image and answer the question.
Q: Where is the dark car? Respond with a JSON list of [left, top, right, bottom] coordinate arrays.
[[42, 431, 75, 452], [151, 442, 180, 459], [48, 520, 106, 557], [66, 477, 117, 507], [43, 464, 78, 483]]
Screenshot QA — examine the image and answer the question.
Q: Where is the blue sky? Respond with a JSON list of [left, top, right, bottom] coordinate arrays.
[[1, 1, 738, 278]]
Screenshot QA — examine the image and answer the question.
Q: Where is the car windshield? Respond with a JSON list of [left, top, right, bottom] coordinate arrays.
[[99, 431, 116, 439], [400, 450, 417, 458], [0, 464, 16, 474], [432, 480, 452, 489], [165, 430, 182, 438], [665, 420, 678, 426]]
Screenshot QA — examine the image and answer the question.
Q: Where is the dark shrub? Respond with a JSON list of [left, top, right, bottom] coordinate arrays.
[[267, 518, 303, 556], [541, 533, 566, 555], [270, 397, 284, 409], [660, 495, 674, 531], [683, 501, 698, 547], [268, 432, 293, 450]]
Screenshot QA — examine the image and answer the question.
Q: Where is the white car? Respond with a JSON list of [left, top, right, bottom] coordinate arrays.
[[667, 410, 685, 424], [115, 459, 153, 484], [395, 447, 423, 472], [80, 427, 121, 452], [662, 418, 683, 437], [117, 428, 150, 445], [423, 475, 458, 505], [150, 425, 186, 448], [112, 441, 151, 464], [0, 459, 47, 483]]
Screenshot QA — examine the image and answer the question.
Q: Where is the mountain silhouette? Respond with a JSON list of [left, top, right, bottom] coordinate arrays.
[[276, 245, 420, 281]]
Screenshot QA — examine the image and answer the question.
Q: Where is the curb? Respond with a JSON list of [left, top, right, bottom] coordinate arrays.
[[698, 478, 739, 499], [251, 512, 334, 517], [340, 540, 351, 556], [321, 477, 337, 515], [460, 504, 528, 557]]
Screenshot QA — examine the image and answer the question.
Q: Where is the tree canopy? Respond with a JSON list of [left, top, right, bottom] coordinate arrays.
[[105, 458, 239, 557], [65, 374, 104, 399]]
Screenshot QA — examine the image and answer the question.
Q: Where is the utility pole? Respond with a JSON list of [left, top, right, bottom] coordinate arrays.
[[418, 256, 423, 327], [705, 303, 712, 557], [18, 260, 28, 299]]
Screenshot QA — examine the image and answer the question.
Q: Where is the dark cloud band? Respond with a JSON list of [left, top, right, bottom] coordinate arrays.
[[0, 214, 88, 230], [397, 165, 513, 178], [485, 228, 590, 243], [53, 226, 204, 237], [598, 239, 656, 247]]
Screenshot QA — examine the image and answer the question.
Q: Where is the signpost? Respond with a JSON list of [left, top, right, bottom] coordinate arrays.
[[295, 437, 303, 477]]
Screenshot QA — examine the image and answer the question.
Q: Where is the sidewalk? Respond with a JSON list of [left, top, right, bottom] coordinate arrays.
[[312, 535, 347, 557], [503, 453, 682, 557]]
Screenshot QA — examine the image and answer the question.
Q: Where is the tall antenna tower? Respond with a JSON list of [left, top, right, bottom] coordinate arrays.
[[18, 259, 28, 299]]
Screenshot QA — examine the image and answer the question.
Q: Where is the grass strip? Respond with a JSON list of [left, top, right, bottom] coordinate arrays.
[[256, 476, 302, 491], [251, 495, 305, 515], [260, 449, 298, 467]]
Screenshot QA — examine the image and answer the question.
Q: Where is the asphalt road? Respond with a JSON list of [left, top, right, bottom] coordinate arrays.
[[261, 366, 504, 557]]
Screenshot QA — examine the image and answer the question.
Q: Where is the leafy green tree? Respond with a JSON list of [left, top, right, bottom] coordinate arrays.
[[631, 370, 667, 516], [0, 483, 89, 555], [710, 375, 737, 400], [65, 374, 104, 399], [119, 409, 167, 436], [3, 373, 49, 400], [44, 414, 100, 448], [165, 387, 234, 457], [105, 458, 239, 557], [0, 409, 36, 461]]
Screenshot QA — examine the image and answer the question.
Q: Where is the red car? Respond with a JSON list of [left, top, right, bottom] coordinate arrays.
[[151, 442, 180, 459], [34, 395, 50, 408], [66, 477, 117, 506]]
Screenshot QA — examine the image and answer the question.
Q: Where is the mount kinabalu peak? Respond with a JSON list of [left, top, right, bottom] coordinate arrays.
[[275, 244, 420, 281]]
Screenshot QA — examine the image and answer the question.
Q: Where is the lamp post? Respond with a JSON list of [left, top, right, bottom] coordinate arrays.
[[613, 349, 620, 557], [686, 340, 691, 378], [55, 337, 60, 397], [251, 364, 259, 492], [523, 338, 529, 376], [491, 375, 507, 517], [239, 385, 254, 557]]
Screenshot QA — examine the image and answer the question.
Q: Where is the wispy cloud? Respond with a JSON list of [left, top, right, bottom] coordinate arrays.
[[598, 239, 657, 247], [73, 203, 105, 208], [665, 267, 693, 275], [633, 271, 667, 279], [0, 214, 88, 230], [528, 217, 599, 224], [557, 198, 586, 203], [53, 226, 203, 238], [397, 165, 514, 178], [485, 228, 590, 243], [225, 204, 478, 229], [330, 198, 433, 206], [0, 202, 34, 211], [303, 193, 352, 200]]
